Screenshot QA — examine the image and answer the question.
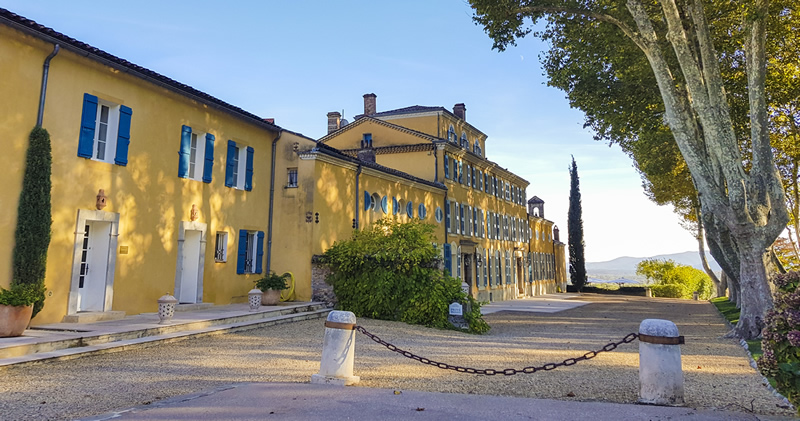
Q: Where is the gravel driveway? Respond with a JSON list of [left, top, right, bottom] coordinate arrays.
[[0, 294, 793, 420]]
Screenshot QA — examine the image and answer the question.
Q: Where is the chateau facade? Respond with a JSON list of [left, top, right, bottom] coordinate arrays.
[[0, 8, 565, 325]]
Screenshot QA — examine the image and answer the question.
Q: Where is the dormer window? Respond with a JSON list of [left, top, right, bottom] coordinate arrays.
[[361, 133, 373, 148], [448, 125, 456, 143], [473, 140, 482, 157], [460, 132, 469, 149]]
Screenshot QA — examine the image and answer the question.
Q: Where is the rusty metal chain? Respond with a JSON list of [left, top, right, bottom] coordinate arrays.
[[355, 326, 639, 376]]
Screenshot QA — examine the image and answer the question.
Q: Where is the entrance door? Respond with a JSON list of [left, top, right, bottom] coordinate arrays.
[[463, 254, 473, 296], [516, 258, 525, 296], [77, 221, 111, 312], [178, 229, 202, 303]]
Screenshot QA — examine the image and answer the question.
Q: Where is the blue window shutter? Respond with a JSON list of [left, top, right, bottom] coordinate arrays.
[[381, 196, 388, 214], [255, 231, 265, 274], [203, 133, 215, 183], [236, 229, 247, 274], [78, 93, 98, 158], [114, 105, 132, 166], [445, 200, 450, 230], [458, 161, 463, 183], [444, 156, 449, 179], [178, 125, 192, 178], [443, 243, 451, 276], [406, 201, 413, 218], [364, 191, 372, 212], [392, 197, 399, 215], [225, 140, 236, 187], [244, 146, 254, 191]]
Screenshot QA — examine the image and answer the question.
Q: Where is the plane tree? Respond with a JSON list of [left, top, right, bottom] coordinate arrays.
[[470, 0, 791, 339]]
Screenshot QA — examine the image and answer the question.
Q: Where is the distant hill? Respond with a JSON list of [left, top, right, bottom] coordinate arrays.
[[586, 251, 721, 282]]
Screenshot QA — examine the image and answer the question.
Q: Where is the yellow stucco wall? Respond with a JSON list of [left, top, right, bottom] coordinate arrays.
[[0, 24, 43, 290], [2, 25, 280, 324]]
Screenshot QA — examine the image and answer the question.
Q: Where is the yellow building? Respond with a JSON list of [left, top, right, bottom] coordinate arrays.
[[0, 9, 300, 324], [1, 9, 564, 326], [319, 94, 567, 301]]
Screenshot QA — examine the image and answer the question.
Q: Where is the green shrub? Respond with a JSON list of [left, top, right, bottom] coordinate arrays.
[[636, 259, 713, 300], [322, 218, 489, 334], [650, 283, 688, 298], [254, 272, 289, 291], [0, 284, 45, 307], [759, 270, 800, 414], [12, 126, 52, 317]]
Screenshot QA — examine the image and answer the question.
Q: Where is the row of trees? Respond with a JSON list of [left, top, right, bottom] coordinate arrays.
[[470, 0, 796, 339]]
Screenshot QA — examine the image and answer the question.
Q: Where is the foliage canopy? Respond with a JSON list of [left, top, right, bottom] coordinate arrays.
[[321, 219, 489, 334]]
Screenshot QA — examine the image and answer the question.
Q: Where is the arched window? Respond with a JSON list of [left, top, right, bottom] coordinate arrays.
[[460, 132, 469, 149], [448, 125, 456, 143]]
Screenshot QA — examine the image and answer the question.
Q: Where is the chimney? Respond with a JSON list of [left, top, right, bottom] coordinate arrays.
[[357, 133, 376, 163], [327, 111, 341, 134], [363, 93, 377, 116], [453, 103, 466, 121], [263, 118, 275, 124]]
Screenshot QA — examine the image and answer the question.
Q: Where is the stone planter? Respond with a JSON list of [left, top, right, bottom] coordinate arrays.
[[261, 289, 281, 306], [157, 293, 178, 324], [0, 304, 33, 337]]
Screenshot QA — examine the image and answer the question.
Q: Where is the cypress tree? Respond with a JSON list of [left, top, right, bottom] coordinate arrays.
[[568, 156, 587, 291], [11, 126, 52, 317]]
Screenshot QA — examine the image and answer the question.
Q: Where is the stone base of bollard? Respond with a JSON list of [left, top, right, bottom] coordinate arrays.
[[638, 318, 685, 406], [310, 373, 360, 386], [312, 310, 361, 386]]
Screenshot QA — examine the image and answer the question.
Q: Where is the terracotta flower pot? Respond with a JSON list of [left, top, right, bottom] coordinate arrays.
[[261, 289, 281, 306], [0, 304, 33, 337]]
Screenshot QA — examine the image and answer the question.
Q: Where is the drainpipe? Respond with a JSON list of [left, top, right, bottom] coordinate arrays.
[[354, 164, 362, 229], [266, 129, 283, 274], [37, 44, 60, 126]]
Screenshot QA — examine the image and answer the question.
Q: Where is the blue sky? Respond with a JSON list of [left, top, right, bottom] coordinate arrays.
[[5, 0, 700, 261]]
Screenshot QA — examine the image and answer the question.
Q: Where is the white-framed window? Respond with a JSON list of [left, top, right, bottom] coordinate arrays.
[[448, 125, 457, 143], [215, 231, 228, 262], [287, 168, 298, 188], [93, 100, 119, 163], [461, 132, 469, 149], [245, 231, 257, 273], [226, 141, 253, 191]]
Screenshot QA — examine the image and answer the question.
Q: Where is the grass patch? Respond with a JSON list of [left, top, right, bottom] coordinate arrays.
[[710, 296, 740, 325], [710, 297, 763, 362]]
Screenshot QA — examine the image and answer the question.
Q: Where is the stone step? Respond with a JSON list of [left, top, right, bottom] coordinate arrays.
[[0, 308, 331, 368], [61, 311, 126, 323], [0, 303, 328, 361], [175, 303, 214, 312]]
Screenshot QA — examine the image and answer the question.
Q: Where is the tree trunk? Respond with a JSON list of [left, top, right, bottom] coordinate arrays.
[[719, 271, 728, 299], [732, 244, 775, 338], [727, 271, 740, 307], [695, 206, 721, 296]]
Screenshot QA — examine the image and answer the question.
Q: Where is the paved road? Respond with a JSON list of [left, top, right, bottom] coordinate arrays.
[[0, 294, 794, 420]]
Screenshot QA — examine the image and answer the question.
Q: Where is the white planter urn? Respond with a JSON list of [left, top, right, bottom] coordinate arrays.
[[248, 288, 263, 311], [157, 293, 178, 324]]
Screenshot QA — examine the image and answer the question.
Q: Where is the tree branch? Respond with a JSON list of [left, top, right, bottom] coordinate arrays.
[[516, 5, 648, 52]]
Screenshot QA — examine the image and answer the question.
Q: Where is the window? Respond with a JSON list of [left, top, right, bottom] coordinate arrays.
[[78, 93, 132, 165], [459, 204, 465, 234], [179, 126, 215, 182], [237, 230, 264, 274], [443, 243, 452, 276], [457, 246, 462, 278], [458, 160, 463, 183], [466, 164, 472, 187], [477, 169, 483, 191], [444, 155, 450, 179], [471, 166, 477, 189], [448, 125, 457, 143], [287, 168, 298, 188], [461, 132, 469, 149], [226, 140, 253, 190], [484, 173, 489, 193], [214, 232, 228, 262], [445, 200, 451, 232]]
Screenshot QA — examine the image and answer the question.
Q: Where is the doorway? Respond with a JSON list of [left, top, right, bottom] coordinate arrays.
[[173, 221, 207, 304], [178, 230, 202, 303], [68, 209, 120, 315]]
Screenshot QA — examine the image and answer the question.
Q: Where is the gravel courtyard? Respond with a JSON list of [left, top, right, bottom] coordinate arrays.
[[0, 294, 794, 420]]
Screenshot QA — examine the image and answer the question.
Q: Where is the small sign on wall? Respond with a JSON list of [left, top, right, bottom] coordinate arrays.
[[119, 246, 129, 255], [449, 302, 463, 316]]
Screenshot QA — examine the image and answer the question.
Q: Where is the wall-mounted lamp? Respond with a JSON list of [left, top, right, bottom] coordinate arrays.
[[315, 212, 320, 224]]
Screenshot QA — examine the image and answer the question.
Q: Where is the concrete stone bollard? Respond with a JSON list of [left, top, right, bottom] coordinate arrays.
[[638, 319, 685, 406], [311, 310, 360, 386]]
